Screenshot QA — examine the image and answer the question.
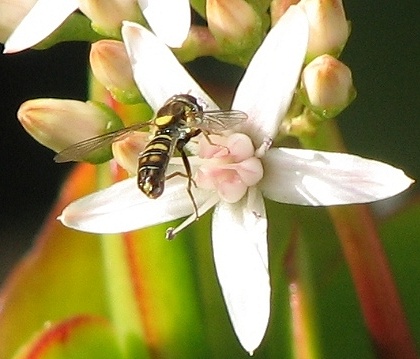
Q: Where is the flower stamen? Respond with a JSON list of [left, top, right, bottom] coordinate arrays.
[[196, 133, 264, 204]]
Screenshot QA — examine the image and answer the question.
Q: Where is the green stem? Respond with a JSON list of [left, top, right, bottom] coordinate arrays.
[[284, 228, 319, 359], [89, 75, 148, 358], [97, 165, 148, 359], [300, 120, 418, 359]]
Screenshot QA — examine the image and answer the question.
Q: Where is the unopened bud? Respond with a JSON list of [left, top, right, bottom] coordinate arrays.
[[299, 0, 350, 59], [206, 0, 263, 64], [270, 0, 299, 25], [173, 25, 219, 63], [90, 40, 143, 104], [299, 54, 356, 118], [79, 0, 141, 38], [18, 99, 123, 162]]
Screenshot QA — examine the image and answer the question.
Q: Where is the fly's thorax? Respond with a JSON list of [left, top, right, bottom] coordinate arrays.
[[156, 94, 203, 126], [177, 127, 202, 145], [154, 115, 175, 128], [158, 94, 203, 116], [136, 95, 205, 200]]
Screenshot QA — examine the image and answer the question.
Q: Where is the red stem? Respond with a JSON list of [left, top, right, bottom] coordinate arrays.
[[329, 205, 417, 359], [301, 121, 418, 358]]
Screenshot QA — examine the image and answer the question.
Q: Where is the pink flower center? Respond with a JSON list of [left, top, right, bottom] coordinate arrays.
[[195, 133, 264, 203]]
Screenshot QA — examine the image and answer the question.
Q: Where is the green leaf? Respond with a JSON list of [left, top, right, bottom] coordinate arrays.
[[0, 165, 108, 359], [12, 315, 122, 359], [108, 223, 211, 358], [271, 204, 375, 358]]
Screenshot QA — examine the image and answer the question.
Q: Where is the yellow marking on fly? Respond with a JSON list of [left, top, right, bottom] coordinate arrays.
[[138, 157, 148, 165], [142, 182, 153, 193], [154, 115, 173, 127], [147, 154, 162, 163], [147, 142, 169, 151]]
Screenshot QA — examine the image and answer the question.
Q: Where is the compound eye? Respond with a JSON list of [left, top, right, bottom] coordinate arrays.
[[170, 102, 185, 116]]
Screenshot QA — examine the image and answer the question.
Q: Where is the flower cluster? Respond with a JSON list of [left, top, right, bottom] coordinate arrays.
[[2, 0, 414, 355], [2, 0, 191, 51]]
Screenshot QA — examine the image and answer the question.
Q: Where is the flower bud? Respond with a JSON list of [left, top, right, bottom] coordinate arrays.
[[206, 0, 264, 64], [270, 0, 299, 25], [90, 40, 143, 104], [299, 0, 350, 59], [79, 0, 141, 38], [18, 99, 124, 163], [112, 132, 149, 174], [0, 0, 36, 43], [299, 54, 356, 118]]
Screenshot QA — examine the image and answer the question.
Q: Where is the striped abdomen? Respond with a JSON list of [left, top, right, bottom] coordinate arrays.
[[137, 132, 176, 199]]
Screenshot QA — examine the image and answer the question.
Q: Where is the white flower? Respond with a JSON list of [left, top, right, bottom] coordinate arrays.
[[137, 0, 190, 48], [58, 6, 413, 353], [3, 0, 190, 53], [0, 0, 37, 43], [3, 0, 78, 53]]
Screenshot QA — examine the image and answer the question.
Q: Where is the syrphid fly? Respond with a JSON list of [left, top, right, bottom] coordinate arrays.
[[54, 94, 247, 215]]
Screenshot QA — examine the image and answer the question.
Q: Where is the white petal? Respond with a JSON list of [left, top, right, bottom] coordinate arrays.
[[138, 0, 190, 48], [232, 5, 309, 145], [166, 193, 219, 239], [260, 148, 414, 206], [59, 173, 212, 234], [0, 0, 37, 43], [121, 21, 217, 112], [212, 188, 270, 353], [3, 0, 78, 53]]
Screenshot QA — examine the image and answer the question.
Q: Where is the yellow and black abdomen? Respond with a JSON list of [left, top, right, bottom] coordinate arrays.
[[137, 132, 176, 199]]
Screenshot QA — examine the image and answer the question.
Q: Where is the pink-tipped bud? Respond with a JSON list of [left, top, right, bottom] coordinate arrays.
[[112, 132, 149, 174], [299, 0, 350, 59], [79, 0, 141, 38], [270, 0, 299, 25], [18, 99, 123, 160], [90, 40, 143, 104], [300, 54, 356, 118], [206, 0, 262, 60]]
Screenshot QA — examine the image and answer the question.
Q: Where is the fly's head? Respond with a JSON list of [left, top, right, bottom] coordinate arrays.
[[157, 94, 203, 126]]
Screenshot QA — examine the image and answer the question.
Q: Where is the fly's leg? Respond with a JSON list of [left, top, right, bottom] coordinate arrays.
[[165, 147, 199, 220], [201, 130, 230, 154]]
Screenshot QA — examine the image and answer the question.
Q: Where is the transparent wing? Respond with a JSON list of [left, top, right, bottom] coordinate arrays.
[[195, 110, 248, 132], [54, 122, 151, 163]]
